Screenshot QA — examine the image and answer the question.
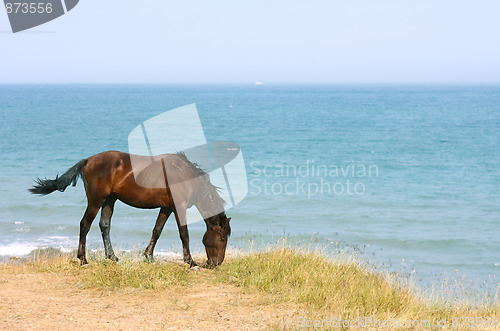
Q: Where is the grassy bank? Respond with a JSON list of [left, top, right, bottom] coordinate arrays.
[[1, 247, 499, 329], [215, 248, 499, 328]]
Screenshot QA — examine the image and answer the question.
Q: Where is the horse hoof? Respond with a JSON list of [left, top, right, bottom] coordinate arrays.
[[144, 253, 154, 263], [108, 255, 119, 263], [190, 266, 200, 272]]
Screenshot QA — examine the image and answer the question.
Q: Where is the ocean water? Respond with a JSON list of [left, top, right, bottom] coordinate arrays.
[[0, 84, 499, 296]]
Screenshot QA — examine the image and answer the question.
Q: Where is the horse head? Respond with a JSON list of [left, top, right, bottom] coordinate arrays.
[[202, 213, 231, 266]]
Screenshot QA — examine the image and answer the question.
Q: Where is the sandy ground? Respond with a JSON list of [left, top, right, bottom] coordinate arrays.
[[0, 267, 300, 330]]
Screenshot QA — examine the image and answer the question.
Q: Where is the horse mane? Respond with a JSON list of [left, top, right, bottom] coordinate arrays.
[[175, 152, 226, 216]]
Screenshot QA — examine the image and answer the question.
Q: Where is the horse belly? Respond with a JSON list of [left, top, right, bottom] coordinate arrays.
[[114, 186, 171, 210]]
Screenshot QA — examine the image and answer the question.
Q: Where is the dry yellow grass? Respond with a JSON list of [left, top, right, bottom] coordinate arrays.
[[1, 246, 499, 330], [216, 247, 500, 329]]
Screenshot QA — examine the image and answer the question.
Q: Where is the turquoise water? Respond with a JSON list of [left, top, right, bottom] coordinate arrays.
[[0, 84, 499, 295]]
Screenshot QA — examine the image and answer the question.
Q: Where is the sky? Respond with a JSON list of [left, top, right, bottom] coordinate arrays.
[[1, 0, 500, 83]]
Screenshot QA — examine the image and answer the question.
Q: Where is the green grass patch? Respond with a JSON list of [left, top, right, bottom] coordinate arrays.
[[80, 260, 191, 290], [0, 248, 192, 291]]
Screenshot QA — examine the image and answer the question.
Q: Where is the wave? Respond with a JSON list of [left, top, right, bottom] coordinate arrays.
[[0, 242, 183, 259], [0, 242, 38, 256]]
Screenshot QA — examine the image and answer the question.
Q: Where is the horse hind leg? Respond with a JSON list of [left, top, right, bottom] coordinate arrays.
[[144, 207, 172, 262], [99, 197, 118, 262], [77, 204, 100, 265]]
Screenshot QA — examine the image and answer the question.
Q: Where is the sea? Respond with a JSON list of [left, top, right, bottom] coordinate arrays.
[[0, 84, 498, 299]]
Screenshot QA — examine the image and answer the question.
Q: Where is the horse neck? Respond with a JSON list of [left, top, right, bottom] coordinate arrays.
[[190, 170, 225, 223], [195, 197, 224, 221]]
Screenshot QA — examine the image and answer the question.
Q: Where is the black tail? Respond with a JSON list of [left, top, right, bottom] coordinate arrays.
[[29, 159, 88, 195]]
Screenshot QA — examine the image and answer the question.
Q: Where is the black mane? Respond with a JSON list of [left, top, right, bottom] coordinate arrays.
[[175, 152, 226, 213]]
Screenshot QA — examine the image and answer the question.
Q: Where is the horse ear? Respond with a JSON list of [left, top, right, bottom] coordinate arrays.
[[227, 217, 231, 222]]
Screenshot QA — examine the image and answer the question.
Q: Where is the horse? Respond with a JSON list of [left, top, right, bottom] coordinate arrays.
[[29, 151, 231, 267]]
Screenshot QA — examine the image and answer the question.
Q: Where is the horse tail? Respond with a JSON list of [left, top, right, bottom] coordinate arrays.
[[29, 159, 88, 195]]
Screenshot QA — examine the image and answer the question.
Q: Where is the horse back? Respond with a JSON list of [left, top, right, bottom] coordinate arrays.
[[83, 151, 181, 209]]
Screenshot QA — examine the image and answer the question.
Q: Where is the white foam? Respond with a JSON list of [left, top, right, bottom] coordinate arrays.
[[58, 246, 74, 253], [0, 243, 37, 256], [43, 236, 73, 241], [114, 249, 182, 259], [14, 228, 30, 233], [154, 251, 182, 258]]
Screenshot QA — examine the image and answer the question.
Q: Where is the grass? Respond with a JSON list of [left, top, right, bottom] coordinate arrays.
[[2, 248, 192, 290], [2, 246, 499, 329], [81, 259, 191, 290], [216, 247, 500, 327], [216, 247, 419, 315]]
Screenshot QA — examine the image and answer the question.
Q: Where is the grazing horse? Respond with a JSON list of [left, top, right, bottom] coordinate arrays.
[[29, 151, 231, 267]]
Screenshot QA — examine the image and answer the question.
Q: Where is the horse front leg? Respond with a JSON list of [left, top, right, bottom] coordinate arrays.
[[77, 204, 100, 265], [174, 206, 197, 267], [144, 207, 172, 262], [99, 197, 118, 262]]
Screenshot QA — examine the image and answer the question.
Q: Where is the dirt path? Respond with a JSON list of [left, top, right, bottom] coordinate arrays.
[[0, 269, 299, 330]]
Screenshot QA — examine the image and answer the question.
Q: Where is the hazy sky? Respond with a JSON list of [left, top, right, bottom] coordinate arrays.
[[1, 0, 499, 83]]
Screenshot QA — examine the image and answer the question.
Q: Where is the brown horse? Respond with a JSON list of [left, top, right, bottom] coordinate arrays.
[[29, 151, 231, 267]]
